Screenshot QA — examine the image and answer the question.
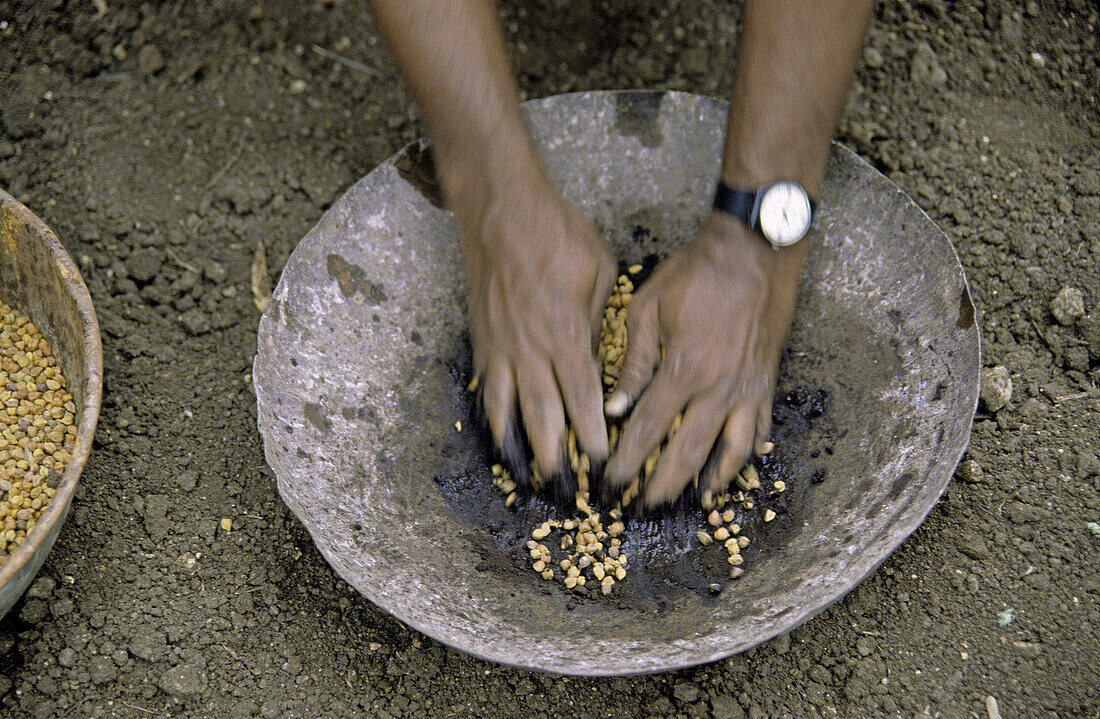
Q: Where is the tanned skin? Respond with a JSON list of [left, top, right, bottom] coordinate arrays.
[[367, 0, 875, 507]]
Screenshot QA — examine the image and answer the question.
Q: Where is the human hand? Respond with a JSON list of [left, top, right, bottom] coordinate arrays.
[[460, 174, 617, 504], [603, 211, 808, 508]]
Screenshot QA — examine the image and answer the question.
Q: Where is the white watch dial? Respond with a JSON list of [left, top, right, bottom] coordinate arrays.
[[758, 182, 813, 246]]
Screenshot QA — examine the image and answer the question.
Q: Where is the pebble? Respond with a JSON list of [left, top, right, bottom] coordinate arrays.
[[89, 655, 119, 684], [910, 42, 947, 86], [26, 576, 55, 600], [158, 663, 208, 696], [958, 532, 990, 560], [138, 44, 165, 76], [980, 365, 1012, 412], [863, 46, 884, 68], [957, 458, 984, 484], [1050, 287, 1085, 325], [672, 681, 700, 703]]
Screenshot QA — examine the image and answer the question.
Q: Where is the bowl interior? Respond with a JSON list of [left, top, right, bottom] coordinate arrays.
[[0, 191, 103, 618], [254, 91, 979, 675]]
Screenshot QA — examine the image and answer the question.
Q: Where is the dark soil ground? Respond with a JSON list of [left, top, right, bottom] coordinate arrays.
[[2, 0, 1099, 717]]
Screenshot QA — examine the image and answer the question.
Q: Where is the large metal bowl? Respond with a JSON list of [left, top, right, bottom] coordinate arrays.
[[254, 91, 980, 674], [0, 190, 102, 619]]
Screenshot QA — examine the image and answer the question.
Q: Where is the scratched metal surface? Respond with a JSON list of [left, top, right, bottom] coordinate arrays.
[[253, 90, 980, 675]]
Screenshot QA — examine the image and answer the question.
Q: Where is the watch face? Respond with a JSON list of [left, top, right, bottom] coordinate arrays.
[[758, 182, 813, 246]]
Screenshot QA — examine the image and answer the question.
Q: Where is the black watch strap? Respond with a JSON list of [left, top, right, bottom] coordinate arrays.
[[712, 181, 759, 226]]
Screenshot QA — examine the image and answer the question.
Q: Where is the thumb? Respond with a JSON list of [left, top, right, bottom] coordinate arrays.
[[605, 299, 660, 418]]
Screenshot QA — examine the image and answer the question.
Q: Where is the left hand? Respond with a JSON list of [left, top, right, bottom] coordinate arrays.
[[603, 211, 809, 507]]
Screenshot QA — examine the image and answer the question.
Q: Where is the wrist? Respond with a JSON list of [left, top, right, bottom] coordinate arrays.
[[434, 130, 552, 240], [697, 210, 810, 279]]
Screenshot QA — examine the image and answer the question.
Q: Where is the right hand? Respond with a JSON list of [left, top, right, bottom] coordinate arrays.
[[458, 174, 616, 499]]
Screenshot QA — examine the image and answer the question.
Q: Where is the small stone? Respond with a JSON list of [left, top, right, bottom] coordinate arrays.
[[127, 248, 163, 283], [958, 532, 989, 560], [90, 655, 118, 684], [1028, 51, 1045, 68], [856, 636, 875, 656], [178, 308, 211, 335], [980, 365, 1012, 412], [25, 576, 56, 600], [1050, 287, 1085, 325], [672, 681, 700, 704], [710, 694, 745, 719], [177, 471, 198, 491], [957, 458, 984, 484], [159, 663, 208, 697], [911, 42, 947, 86], [57, 647, 77, 668], [18, 599, 48, 624], [138, 44, 166, 76], [863, 46, 884, 68]]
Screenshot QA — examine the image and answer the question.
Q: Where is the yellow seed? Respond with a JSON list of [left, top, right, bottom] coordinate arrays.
[[220, 518, 232, 533], [567, 566, 580, 578], [628, 264, 642, 274], [743, 500, 754, 510], [592, 564, 605, 580], [564, 576, 578, 589], [764, 509, 776, 522], [714, 527, 730, 541], [531, 526, 550, 540], [541, 569, 554, 580], [492, 464, 503, 477], [738, 536, 750, 548], [467, 375, 480, 392], [725, 538, 739, 552], [532, 560, 546, 573], [728, 523, 740, 535], [615, 566, 626, 580], [499, 479, 516, 494], [707, 510, 722, 526], [773, 480, 786, 492], [505, 492, 517, 507], [454, 421, 462, 432], [743, 464, 761, 489], [728, 554, 744, 565], [608, 521, 624, 538], [696, 531, 713, 546], [760, 441, 774, 455], [722, 509, 735, 523]]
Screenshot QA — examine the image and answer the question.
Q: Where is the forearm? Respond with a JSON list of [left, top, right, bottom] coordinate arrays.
[[722, 0, 875, 197], [366, 0, 545, 216]]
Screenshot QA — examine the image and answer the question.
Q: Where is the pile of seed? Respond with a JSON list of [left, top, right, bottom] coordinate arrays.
[[485, 266, 789, 592], [0, 300, 77, 564]]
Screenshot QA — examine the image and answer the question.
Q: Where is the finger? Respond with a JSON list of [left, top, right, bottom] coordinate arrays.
[[553, 344, 609, 464], [515, 357, 568, 481], [701, 403, 757, 496], [604, 363, 688, 488], [753, 395, 773, 457], [642, 393, 728, 507], [604, 297, 660, 418], [589, 260, 617, 345], [481, 359, 532, 487]]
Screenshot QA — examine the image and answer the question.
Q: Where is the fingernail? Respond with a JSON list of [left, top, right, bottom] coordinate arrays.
[[605, 392, 629, 417]]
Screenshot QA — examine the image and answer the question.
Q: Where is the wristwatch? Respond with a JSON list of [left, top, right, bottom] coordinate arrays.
[[713, 180, 815, 248]]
